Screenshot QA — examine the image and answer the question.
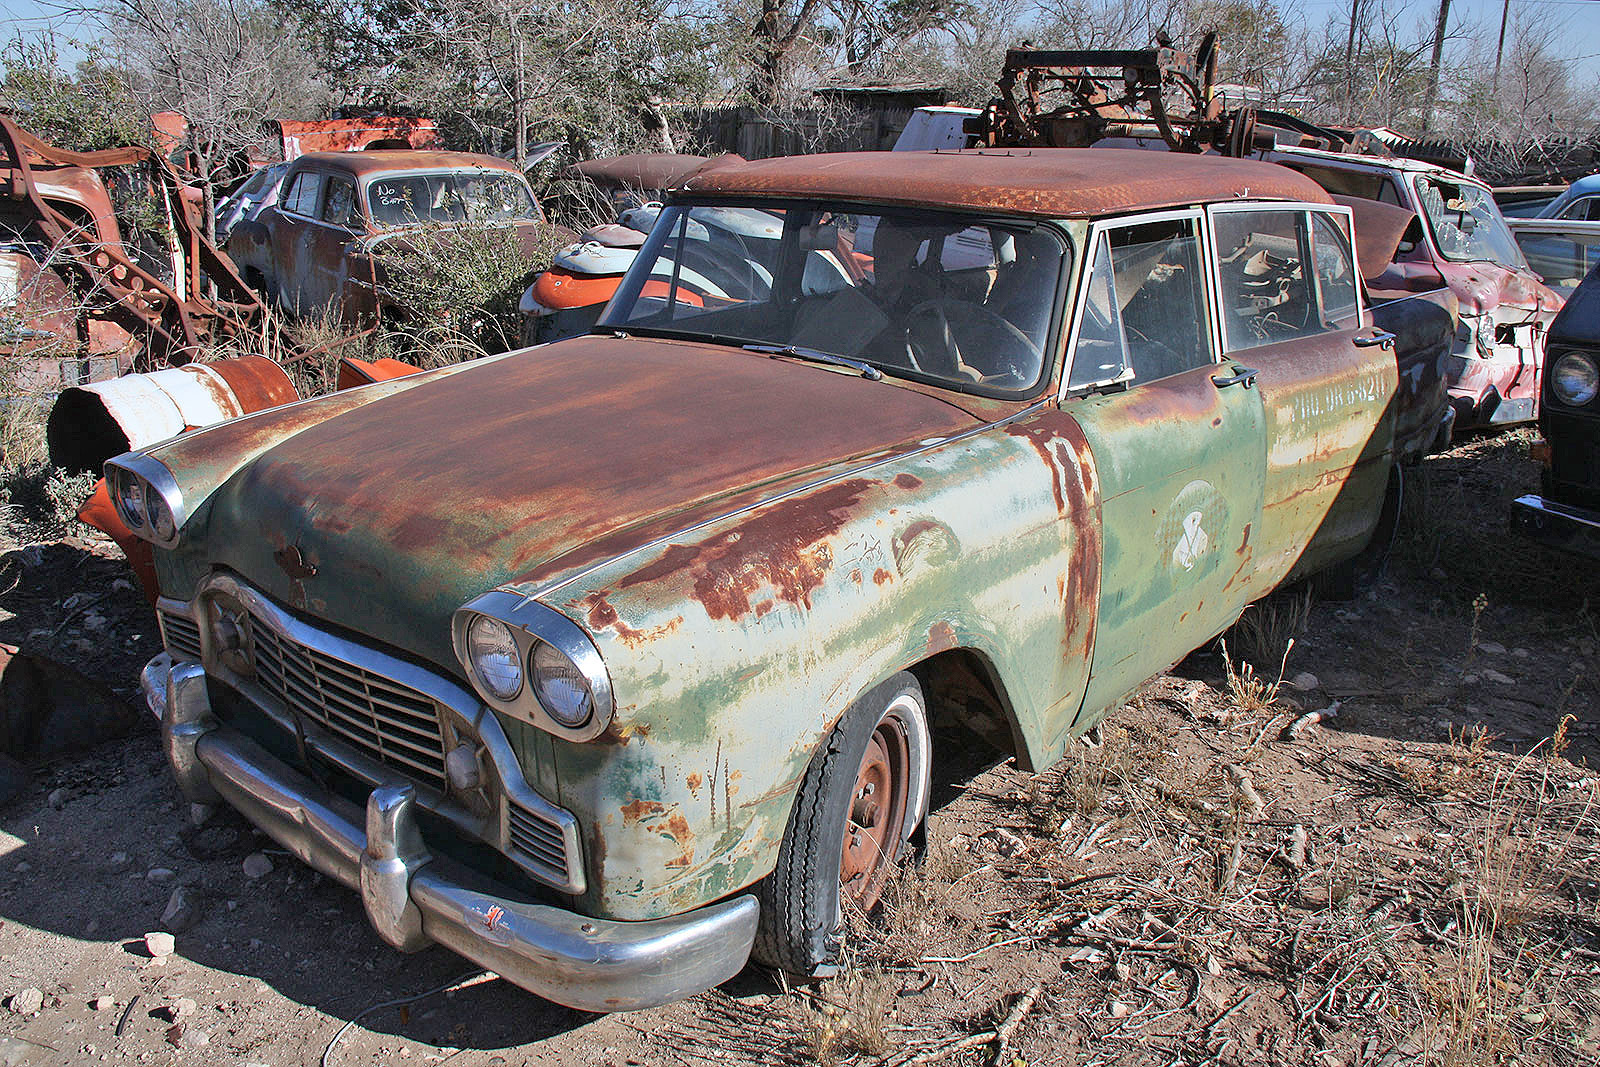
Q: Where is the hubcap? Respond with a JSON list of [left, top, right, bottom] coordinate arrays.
[[840, 717, 911, 911]]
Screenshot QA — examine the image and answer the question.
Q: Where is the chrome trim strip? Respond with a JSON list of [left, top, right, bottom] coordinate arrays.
[[184, 573, 585, 895], [453, 592, 615, 743], [105, 452, 186, 548], [520, 398, 1052, 604], [1513, 493, 1600, 530]]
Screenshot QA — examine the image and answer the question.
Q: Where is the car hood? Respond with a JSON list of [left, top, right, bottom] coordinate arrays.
[[1436, 260, 1561, 318], [197, 335, 981, 669]]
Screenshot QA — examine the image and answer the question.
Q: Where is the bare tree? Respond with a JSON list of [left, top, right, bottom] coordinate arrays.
[[88, 0, 325, 238]]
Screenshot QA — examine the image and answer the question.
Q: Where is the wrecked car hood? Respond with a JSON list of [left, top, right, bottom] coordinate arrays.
[[193, 335, 981, 669]]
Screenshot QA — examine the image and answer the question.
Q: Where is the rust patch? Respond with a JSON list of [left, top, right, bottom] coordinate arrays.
[[686, 772, 703, 795], [926, 620, 957, 655], [649, 812, 695, 868], [894, 473, 923, 489], [619, 478, 874, 621], [873, 567, 893, 585], [583, 591, 683, 649], [1237, 523, 1252, 554], [620, 799, 666, 824], [1008, 415, 1102, 664]]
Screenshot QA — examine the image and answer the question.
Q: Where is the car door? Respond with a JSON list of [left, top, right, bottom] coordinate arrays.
[[1061, 209, 1268, 724], [269, 169, 324, 314], [311, 174, 363, 316], [1207, 203, 1396, 587]]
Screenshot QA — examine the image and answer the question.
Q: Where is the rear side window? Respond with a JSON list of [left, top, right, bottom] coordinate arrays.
[[1311, 212, 1359, 328], [1068, 217, 1212, 389], [1214, 209, 1319, 351], [322, 178, 359, 228], [281, 172, 324, 217]]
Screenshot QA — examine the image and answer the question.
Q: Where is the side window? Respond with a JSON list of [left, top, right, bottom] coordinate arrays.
[[282, 172, 324, 217], [1068, 217, 1211, 389], [1214, 209, 1318, 351], [1568, 197, 1600, 222], [322, 178, 359, 228], [1311, 212, 1360, 328]]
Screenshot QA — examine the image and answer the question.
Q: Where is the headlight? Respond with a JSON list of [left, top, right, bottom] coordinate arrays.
[[104, 454, 184, 547], [113, 468, 147, 531], [466, 615, 523, 700], [452, 592, 614, 739], [531, 640, 593, 727], [1551, 352, 1599, 407]]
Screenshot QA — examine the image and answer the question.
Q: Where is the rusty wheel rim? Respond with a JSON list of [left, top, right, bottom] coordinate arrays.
[[840, 716, 911, 912]]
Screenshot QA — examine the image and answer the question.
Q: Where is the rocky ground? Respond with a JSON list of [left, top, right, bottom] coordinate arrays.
[[0, 429, 1597, 1067]]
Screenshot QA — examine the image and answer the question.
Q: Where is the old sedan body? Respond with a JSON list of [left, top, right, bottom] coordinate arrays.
[[225, 150, 549, 321], [116, 149, 1424, 1010]]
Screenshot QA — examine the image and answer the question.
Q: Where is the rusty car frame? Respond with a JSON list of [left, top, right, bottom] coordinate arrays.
[[114, 147, 1440, 1010], [1, 114, 270, 383]]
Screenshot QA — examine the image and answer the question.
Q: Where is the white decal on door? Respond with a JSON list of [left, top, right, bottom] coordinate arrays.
[[1173, 511, 1209, 572]]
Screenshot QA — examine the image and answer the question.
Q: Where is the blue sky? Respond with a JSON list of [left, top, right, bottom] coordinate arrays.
[[6, 0, 1599, 82]]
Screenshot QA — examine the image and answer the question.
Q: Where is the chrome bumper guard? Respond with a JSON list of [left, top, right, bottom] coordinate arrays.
[[1510, 494, 1600, 560], [140, 655, 758, 1012]]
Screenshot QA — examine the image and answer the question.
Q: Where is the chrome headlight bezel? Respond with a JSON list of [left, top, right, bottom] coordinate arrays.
[[451, 591, 614, 741], [1550, 351, 1599, 408], [104, 453, 185, 548]]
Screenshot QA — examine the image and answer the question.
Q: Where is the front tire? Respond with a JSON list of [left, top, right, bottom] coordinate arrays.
[[753, 671, 931, 975]]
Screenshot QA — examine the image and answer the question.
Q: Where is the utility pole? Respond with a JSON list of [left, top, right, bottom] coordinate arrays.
[[1493, 0, 1511, 90], [1421, 0, 1451, 132], [513, 20, 526, 166]]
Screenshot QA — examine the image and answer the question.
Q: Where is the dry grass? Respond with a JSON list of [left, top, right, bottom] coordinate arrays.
[[803, 958, 899, 1065], [1230, 586, 1314, 670], [1221, 636, 1294, 715]]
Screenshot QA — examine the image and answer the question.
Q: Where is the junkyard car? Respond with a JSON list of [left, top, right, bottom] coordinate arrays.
[[225, 150, 550, 320], [1512, 262, 1600, 557], [1262, 145, 1562, 431], [119, 149, 1433, 1010]]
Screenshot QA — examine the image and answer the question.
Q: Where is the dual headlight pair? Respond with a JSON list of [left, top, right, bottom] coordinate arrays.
[[454, 592, 613, 740], [106, 456, 185, 548], [1551, 351, 1599, 409]]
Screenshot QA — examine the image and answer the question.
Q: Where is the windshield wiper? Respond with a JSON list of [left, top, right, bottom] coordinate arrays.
[[742, 343, 883, 381]]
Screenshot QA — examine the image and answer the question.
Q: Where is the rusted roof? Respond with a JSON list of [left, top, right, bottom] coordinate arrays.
[[683, 148, 1331, 218], [289, 150, 522, 177], [570, 153, 715, 190]]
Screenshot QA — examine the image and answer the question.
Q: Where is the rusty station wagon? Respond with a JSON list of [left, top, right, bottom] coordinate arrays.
[[117, 149, 1421, 1010]]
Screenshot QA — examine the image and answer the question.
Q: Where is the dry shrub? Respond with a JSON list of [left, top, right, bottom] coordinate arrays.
[[861, 841, 974, 966], [1221, 636, 1293, 715], [1229, 585, 1313, 670], [803, 957, 898, 1065], [1415, 754, 1592, 1066]]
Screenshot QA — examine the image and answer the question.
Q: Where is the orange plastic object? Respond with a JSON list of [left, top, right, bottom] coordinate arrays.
[[78, 479, 159, 605], [336, 356, 423, 391], [532, 267, 625, 311]]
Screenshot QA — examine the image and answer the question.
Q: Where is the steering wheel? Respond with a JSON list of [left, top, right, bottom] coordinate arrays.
[[906, 300, 1039, 387]]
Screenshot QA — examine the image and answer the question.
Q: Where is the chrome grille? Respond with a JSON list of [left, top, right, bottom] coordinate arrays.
[[250, 621, 448, 790], [508, 799, 570, 880], [159, 611, 203, 662]]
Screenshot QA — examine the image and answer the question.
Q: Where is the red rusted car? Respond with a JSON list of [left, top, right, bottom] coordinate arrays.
[[225, 150, 551, 321]]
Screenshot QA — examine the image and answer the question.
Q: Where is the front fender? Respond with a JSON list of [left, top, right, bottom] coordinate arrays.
[[525, 409, 1102, 920]]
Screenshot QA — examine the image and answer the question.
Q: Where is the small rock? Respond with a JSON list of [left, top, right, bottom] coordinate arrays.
[[1461, 674, 1480, 686], [1289, 672, 1320, 692], [1477, 640, 1507, 656], [82, 613, 108, 632], [160, 886, 201, 934], [146, 867, 176, 883], [7, 988, 43, 1016], [107, 852, 131, 873], [91, 996, 115, 1011], [1483, 669, 1516, 686], [111, 579, 133, 593], [144, 931, 176, 958], [1206, 956, 1222, 976], [13, 861, 30, 874], [1108, 999, 1129, 1019], [1512, 647, 1530, 659], [1113, 960, 1132, 982], [977, 827, 1028, 858], [180, 1028, 210, 1049], [47, 787, 69, 810], [169, 998, 197, 1021], [241, 853, 273, 880]]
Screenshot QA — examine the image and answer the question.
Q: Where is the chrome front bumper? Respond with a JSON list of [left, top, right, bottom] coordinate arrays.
[[140, 655, 758, 1012], [1510, 494, 1600, 560]]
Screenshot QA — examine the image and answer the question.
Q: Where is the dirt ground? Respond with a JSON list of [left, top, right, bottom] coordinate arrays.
[[1, 429, 1597, 1067]]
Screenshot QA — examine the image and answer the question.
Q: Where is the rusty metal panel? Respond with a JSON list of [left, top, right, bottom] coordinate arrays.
[[684, 149, 1330, 220]]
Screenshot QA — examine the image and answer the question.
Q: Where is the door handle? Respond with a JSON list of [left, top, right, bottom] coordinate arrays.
[[1212, 365, 1259, 389], [1353, 330, 1396, 349]]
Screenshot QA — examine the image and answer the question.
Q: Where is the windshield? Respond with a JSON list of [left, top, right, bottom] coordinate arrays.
[[365, 169, 539, 227], [598, 203, 1067, 395], [1415, 176, 1526, 267]]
